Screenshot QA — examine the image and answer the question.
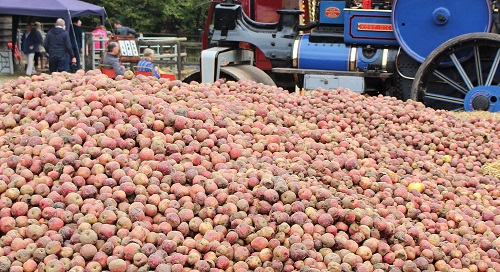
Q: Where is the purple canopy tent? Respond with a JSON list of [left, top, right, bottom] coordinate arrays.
[[0, 0, 106, 70], [0, 0, 105, 27]]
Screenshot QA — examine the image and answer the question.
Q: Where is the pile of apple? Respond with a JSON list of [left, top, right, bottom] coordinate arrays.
[[0, 70, 499, 272]]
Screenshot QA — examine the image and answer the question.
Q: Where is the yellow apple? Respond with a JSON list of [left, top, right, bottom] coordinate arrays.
[[408, 182, 425, 193]]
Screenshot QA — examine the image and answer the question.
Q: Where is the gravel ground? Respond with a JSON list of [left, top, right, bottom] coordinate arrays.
[[0, 73, 23, 87]]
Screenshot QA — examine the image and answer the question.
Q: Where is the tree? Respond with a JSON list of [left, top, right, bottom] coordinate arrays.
[[84, 0, 208, 36], [162, 0, 208, 35]]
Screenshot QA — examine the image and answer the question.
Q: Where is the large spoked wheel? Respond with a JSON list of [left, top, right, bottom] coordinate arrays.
[[411, 33, 500, 112], [182, 65, 275, 86]]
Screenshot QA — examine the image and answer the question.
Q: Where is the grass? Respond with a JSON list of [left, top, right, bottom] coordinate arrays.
[[481, 161, 500, 178], [450, 111, 500, 120]]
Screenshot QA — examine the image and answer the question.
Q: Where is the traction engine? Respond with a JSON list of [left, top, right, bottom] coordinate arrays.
[[184, 0, 500, 112]]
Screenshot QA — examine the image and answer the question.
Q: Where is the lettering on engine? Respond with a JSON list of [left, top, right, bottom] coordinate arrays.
[[357, 23, 393, 31]]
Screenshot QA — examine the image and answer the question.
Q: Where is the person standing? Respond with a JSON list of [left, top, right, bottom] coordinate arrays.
[[92, 24, 108, 51], [102, 42, 126, 76], [69, 17, 83, 71], [33, 22, 46, 74], [43, 18, 75, 73], [21, 23, 42, 76], [113, 20, 137, 36]]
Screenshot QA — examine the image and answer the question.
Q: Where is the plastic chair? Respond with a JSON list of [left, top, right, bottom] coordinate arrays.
[[160, 73, 175, 80], [133, 66, 154, 77], [99, 64, 116, 78]]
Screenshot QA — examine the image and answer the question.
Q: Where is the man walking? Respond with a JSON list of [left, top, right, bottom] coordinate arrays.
[[43, 18, 75, 73]]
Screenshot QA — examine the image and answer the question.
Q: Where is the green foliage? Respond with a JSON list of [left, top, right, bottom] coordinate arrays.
[[163, 1, 206, 34], [84, 0, 208, 35]]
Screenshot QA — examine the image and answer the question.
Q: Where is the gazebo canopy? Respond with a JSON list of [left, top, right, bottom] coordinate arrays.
[[0, 0, 105, 27]]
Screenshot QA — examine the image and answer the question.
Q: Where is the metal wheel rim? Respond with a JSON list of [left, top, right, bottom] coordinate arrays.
[[411, 33, 500, 111]]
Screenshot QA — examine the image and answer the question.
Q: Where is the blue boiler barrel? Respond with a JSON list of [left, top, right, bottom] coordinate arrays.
[[295, 34, 397, 73]]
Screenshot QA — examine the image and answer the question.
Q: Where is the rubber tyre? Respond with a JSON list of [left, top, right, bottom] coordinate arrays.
[[182, 65, 275, 86]]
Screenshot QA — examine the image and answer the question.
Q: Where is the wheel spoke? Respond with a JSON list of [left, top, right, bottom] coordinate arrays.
[[485, 48, 500, 86], [474, 46, 483, 86], [450, 53, 474, 90], [423, 92, 464, 105], [412, 33, 500, 112], [433, 70, 468, 95]]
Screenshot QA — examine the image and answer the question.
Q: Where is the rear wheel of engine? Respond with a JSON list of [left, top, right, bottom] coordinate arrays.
[[182, 65, 276, 86], [182, 70, 202, 84], [411, 33, 500, 112], [220, 65, 276, 86]]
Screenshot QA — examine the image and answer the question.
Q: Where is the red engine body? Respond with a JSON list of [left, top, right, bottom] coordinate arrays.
[[202, 0, 283, 71]]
